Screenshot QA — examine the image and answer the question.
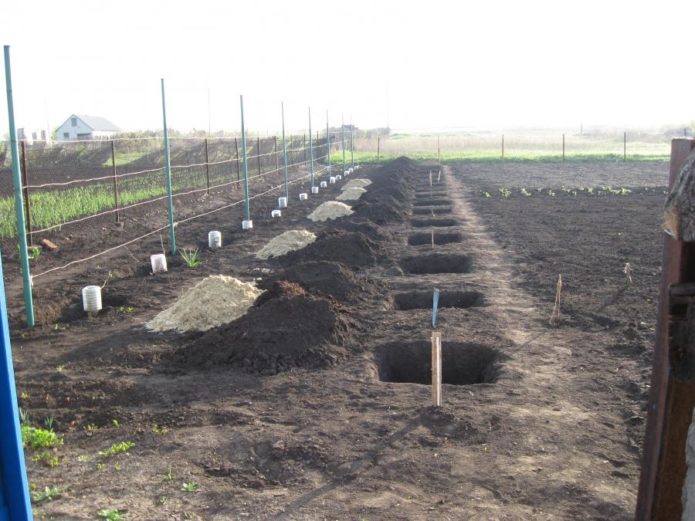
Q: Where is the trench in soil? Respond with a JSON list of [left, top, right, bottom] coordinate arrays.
[[413, 199, 452, 207], [408, 232, 462, 245], [376, 341, 503, 385], [412, 207, 452, 215], [392, 289, 484, 310], [410, 218, 458, 228], [400, 253, 473, 274]]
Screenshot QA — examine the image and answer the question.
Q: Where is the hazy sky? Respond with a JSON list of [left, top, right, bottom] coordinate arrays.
[[1, 0, 693, 135]]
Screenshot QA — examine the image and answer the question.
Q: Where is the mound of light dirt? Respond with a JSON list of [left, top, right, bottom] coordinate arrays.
[[256, 229, 317, 260], [308, 201, 353, 222], [336, 187, 367, 201], [146, 275, 262, 333], [342, 178, 372, 190]]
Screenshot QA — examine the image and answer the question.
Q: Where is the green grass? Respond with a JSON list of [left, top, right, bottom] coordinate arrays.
[[101, 150, 149, 167], [97, 508, 127, 520], [331, 150, 670, 164]]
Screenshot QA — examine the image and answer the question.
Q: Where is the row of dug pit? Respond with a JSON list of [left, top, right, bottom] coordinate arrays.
[[168, 158, 506, 389]]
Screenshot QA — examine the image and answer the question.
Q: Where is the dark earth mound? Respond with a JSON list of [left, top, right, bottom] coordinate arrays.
[[172, 282, 351, 375], [260, 261, 383, 303], [278, 230, 384, 268]]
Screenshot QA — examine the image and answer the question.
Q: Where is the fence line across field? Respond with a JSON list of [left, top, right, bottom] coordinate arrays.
[[30, 166, 325, 281]]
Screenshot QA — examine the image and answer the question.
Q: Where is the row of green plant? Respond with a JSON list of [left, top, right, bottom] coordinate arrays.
[[480, 185, 666, 198], [0, 165, 234, 239]]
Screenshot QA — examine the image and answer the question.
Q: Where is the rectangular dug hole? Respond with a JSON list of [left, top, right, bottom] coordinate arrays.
[[408, 232, 462, 245], [411, 218, 458, 228], [400, 253, 472, 274]]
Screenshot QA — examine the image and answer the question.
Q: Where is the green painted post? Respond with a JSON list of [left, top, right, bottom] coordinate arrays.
[[3, 46, 34, 328], [309, 107, 315, 189], [160, 78, 176, 255], [341, 114, 346, 174], [281, 102, 289, 199], [326, 111, 331, 175], [240, 95, 251, 221], [350, 116, 355, 168]]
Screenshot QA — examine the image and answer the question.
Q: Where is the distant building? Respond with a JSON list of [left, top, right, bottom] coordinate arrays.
[[55, 114, 120, 141]]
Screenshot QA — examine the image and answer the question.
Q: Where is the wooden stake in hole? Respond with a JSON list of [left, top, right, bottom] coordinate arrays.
[[437, 169, 441, 183], [431, 331, 442, 407], [431, 230, 435, 249], [550, 274, 563, 325], [623, 262, 633, 284]]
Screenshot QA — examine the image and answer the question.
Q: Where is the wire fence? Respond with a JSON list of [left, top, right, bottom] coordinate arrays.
[[0, 133, 337, 241], [355, 130, 677, 161]]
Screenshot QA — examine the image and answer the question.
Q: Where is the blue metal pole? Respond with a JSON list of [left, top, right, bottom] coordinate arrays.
[[0, 247, 33, 520], [240, 95, 251, 221], [3, 46, 34, 328], [308, 107, 314, 189], [281, 102, 289, 199], [160, 78, 176, 255]]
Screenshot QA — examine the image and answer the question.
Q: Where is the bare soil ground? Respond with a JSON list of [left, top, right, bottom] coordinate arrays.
[[4, 158, 668, 520]]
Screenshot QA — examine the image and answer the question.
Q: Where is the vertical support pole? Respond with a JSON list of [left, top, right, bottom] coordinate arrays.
[[274, 135, 279, 178], [350, 116, 355, 169], [160, 78, 176, 255], [624, 131, 627, 161], [20, 141, 33, 244], [234, 137, 241, 186], [204, 137, 210, 194], [4, 45, 34, 327], [326, 111, 331, 175], [110, 140, 120, 223], [562, 133, 566, 161], [341, 114, 346, 174], [377, 135, 381, 162], [0, 249, 33, 520], [281, 102, 289, 199], [309, 108, 315, 189], [303, 133, 307, 165], [437, 135, 441, 163], [431, 331, 442, 407], [256, 136, 261, 177], [240, 95, 251, 222], [502, 134, 505, 160]]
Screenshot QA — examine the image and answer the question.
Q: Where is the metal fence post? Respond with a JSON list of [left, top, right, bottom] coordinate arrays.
[[20, 140, 32, 244], [3, 45, 34, 327], [256, 136, 261, 177], [281, 102, 289, 199], [309, 108, 315, 189], [160, 78, 176, 256], [110, 140, 120, 223], [240, 95, 251, 222], [326, 111, 331, 175], [204, 137, 210, 194], [341, 114, 346, 173]]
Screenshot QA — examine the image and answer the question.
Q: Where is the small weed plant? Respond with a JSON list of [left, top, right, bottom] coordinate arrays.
[[97, 508, 127, 521], [180, 248, 201, 268], [98, 441, 134, 458], [22, 425, 62, 450], [181, 481, 200, 493], [32, 485, 61, 503]]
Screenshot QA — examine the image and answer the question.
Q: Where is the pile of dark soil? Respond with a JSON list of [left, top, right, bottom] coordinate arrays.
[[173, 282, 351, 375], [350, 157, 415, 224], [278, 230, 384, 268], [260, 261, 384, 303]]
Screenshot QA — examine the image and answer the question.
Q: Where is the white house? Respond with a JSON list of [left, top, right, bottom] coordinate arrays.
[[55, 114, 120, 141]]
